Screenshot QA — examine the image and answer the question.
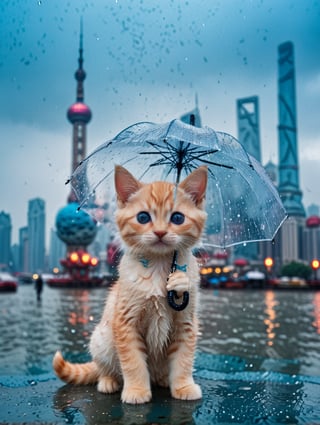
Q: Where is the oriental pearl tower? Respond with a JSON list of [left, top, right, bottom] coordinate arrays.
[[54, 25, 98, 283]]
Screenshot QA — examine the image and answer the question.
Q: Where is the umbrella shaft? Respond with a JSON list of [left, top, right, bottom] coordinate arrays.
[[170, 250, 178, 273], [175, 143, 185, 184]]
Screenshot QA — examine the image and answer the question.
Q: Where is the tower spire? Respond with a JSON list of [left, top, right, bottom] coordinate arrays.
[[75, 18, 85, 102]]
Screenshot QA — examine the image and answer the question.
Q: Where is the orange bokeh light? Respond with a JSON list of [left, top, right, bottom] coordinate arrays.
[[81, 253, 91, 264], [70, 252, 79, 263], [264, 257, 273, 268]]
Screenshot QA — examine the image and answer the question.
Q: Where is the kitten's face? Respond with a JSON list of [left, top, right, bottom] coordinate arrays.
[[115, 166, 207, 256]]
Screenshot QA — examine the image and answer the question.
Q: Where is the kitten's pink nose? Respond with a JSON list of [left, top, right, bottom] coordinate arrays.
[[154, 230, 167, 239]]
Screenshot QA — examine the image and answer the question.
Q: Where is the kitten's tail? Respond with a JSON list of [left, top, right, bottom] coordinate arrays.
[[53, 351, 99, 385]]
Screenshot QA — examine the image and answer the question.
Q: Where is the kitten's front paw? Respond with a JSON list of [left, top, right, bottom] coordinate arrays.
[[171, 383, 202, 400], [97, 376, 120, 393], [121, 386, 152, 404], [166, 270, 191, 295]]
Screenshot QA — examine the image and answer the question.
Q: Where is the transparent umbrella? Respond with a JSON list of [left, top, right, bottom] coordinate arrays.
[[68, 119, 287, 309]]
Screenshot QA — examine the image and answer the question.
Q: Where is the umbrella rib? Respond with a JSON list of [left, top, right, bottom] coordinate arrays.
[[141, 141, 223, 174], [198, 158, 234, 169]]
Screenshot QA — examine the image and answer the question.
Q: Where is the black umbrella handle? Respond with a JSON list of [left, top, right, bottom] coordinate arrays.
[[167, 290, 189, 311], [167, 250, 189, 311]]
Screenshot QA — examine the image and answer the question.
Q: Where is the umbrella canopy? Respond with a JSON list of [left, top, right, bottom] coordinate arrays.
[[69, 119, 287, 248]]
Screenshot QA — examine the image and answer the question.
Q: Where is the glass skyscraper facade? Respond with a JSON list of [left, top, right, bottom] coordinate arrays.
[[27, 198, 45, 273]]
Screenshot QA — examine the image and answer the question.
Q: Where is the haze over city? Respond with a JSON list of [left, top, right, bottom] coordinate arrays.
[[1, 0, 319, 247]]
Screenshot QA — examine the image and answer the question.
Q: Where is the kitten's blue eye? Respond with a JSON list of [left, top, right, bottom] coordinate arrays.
[[137, 211, 151, 224], [170, 212, 185, 225]]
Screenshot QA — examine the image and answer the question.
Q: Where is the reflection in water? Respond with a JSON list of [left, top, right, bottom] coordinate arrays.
[[1, 286, 320, 376], [264, 290, 280, 347], [67, 290, 97, 340], [0, 286, 320, 424], [198, 288, 320, 377], [54, 384, 200, 425]]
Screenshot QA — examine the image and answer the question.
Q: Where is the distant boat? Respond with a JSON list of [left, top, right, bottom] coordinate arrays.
[[0, 272, 18, 292]]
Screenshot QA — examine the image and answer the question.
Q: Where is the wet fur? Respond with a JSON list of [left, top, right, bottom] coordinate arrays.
[[53, 165, 207, 404]]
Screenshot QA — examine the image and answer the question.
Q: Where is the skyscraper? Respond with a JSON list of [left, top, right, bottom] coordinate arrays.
[[236, 96, 261, 261], [277, 41, 305, 263], [237, 96, 261, 162], [19, 226, 28, 272], [0, 211, 12, 270], [49, 228, 65, 271], [277, 41, 305, 218], [28, 198, 45, 272]]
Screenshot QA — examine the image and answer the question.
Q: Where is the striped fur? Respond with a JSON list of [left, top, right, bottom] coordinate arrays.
[[53, 166, 207, 404]]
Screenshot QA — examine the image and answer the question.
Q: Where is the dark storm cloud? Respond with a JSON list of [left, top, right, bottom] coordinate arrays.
[[0, 0, 319, 243], [1, 0, 319, 128]]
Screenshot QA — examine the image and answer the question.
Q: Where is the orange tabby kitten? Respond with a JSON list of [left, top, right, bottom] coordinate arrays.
[[53, 165, 207, 404]]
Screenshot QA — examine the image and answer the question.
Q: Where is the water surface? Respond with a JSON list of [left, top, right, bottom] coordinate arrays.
[[0, 285, 319, 424]]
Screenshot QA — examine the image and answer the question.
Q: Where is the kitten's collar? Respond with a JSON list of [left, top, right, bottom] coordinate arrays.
[[138, 257, 187, 272], [174, 262, 187, 272], [139, 258, 150, 268]]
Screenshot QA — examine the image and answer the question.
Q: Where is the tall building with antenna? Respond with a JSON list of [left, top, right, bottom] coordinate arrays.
[[53, 24, 98, 281], [66, 22, 92, 202]]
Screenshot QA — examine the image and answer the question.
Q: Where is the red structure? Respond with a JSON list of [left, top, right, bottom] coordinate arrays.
[[60, 250, 98, 281], [306, 216, 320, 228]]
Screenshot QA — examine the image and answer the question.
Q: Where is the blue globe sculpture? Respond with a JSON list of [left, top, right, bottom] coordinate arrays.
[[56, 202, 97, 246]]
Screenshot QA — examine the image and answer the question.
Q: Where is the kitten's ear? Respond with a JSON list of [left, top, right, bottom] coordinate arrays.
[[114, 165, 142, 205], [179, 166, 208, 206]]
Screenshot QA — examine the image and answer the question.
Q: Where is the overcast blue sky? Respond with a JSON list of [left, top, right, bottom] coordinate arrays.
[[1, 0, 320, 246]]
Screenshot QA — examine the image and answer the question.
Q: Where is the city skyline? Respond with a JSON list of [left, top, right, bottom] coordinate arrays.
[[1, 0, 319, 246]]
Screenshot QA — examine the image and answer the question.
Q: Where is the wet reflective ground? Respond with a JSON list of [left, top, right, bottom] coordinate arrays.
[[0, 285, 319, 424]]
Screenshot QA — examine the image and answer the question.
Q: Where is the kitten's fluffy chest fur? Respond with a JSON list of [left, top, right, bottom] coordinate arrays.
[[112, 251, 199, 354], [119, 251, 192, 296]]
